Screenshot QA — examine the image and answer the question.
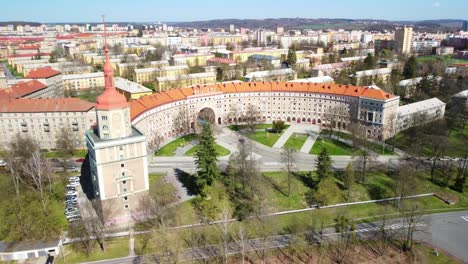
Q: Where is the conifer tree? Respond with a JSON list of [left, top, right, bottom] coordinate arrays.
[[316, 148, 333, 181], [195, 123, 219, 196]]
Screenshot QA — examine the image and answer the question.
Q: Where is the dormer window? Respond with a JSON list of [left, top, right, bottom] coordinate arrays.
[[101, 116, 108, 121]]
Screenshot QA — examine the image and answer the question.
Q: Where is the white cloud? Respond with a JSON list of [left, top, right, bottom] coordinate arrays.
[[432, 1, 441, 7]]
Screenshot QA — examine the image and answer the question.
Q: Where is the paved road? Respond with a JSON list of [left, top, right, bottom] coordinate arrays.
[[2, 63, 16, 79], [81, 211, 468, 264]]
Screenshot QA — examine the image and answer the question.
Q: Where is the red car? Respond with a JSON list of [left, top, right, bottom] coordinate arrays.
[[75, 158, 85, 163]]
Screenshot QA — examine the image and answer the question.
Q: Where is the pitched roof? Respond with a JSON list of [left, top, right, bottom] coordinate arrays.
[[0, 80, 47, 99], [26, 66, 61, 79], [0, 98, 95, 113], [129, 81, 396, 121]]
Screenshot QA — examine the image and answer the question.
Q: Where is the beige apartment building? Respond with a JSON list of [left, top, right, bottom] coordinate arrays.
[[0, 98, 96, 149], [155, 72, 216, 92], [129, 82, 402, 143], [170, 53, 215, 67], [394, 26, 413, 54], [229, 48, 289, 63], [133, 65, 189, 83], [63, 72, 105, 90]]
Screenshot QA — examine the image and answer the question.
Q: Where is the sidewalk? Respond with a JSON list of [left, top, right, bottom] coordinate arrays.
[[273, 124, 320, 149]]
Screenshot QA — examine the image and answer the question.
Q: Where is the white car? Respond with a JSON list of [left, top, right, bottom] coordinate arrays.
[[68, 181, 79, 187], [66, 191, 77, 196], [69, 176, 80, 182], [66, 213, 81, 219], [0, 160, 6, 167]]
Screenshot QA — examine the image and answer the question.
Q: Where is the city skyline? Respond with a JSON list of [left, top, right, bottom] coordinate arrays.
[[2, 0, 467, 23]]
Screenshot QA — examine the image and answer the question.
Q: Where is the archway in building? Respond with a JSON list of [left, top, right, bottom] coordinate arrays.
[[216, 67, 223, 81], [197, 107, 216, 125]]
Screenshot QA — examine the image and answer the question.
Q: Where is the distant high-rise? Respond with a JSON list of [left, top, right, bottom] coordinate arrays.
[[229, 24, 235, 33], [276, 26, 284, 34], [463, 21, 468, 31], [394, 26, 413, 54], [256, 29, 265, 46]]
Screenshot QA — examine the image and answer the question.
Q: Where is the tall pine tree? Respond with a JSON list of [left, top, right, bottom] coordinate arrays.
[[195, 123, 220, 196], [286, 47, 297, 68], [403, 56, 418, 79], [316, 148, 334, 181]]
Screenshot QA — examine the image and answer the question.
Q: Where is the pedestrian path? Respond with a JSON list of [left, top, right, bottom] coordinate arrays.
[[300, 133, 318, 153], [128, 229, 135, 257], [272, 124, 320, 149], [174, 140, 198, 156]]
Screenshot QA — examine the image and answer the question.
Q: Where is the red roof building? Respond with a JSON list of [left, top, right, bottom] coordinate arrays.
[[26, 67, 61, 79], [0, 80, 47, 99], [0, 97, 95, 113]]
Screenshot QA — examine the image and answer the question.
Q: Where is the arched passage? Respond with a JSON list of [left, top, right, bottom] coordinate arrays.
[[197, 107, 216, 125]]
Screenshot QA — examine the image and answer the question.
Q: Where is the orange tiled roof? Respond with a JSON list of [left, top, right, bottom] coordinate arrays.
[[0, 80, 47, 99], [0, 98, 95, 113], [129, 81, 396, 121], [26, 67, 61, 79]]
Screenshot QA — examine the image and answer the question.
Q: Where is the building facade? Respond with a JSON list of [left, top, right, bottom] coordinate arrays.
[[86, 37, 148, 224], [394, 26, 413, 54], [129, 82, 402, 144], [0, 98, 95, 149]]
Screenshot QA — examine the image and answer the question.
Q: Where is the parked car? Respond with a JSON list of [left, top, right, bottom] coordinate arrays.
[[69, 176, 80, 182], [66, 184, 77, 191], [76, 158, 85, 163], [66, 165, 79, 172], [68, 181, 79, 187], [66, 213, 80, 220], [0, 160, 6, 167], [66, 190, 77, 196], [50, 158, 60, 163]]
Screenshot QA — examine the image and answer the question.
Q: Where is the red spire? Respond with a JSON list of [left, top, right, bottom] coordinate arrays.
[[96, 15, 128, 110]]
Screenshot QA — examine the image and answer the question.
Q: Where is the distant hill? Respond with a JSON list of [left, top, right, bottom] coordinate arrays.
[[0, 21, 41, 26], [169, 18, 466, 32]]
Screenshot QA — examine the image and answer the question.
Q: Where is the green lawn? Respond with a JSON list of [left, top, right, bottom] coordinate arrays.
[[320, 130, 396, 155], [72, 88, 105, 103], [55, 237, 129, 264], [283, 133, 308, 151], [154, 134, 197, 156], [184, 143, 231, 156], [262, 172, 311, 210], [416, 55, 468, 64], [388, 126, 467, 157], [244, 130, 283, 147], [310, 137, 355, 155], [367, 141, 397, 156], [414, 244, 460, 264], [321, 129, 353, 140], [42, 149, 87, 159]]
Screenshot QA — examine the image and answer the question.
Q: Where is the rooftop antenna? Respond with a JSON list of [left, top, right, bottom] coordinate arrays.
[[102, 15, 108, 51]]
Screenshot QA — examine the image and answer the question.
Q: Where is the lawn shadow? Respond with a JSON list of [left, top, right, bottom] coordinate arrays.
[[262, 174, 288, 197], [174, 168, 199, 196], [292, 171, 316, 189]]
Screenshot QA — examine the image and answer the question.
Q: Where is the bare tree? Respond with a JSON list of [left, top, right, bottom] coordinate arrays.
[[68, 220, 93, 257], [400, 203, 424, 252], [148, 133, 164, 154], [327, 215, 356, 264], [173, 106, 191, 135], [215, 205, 234, 264], [234, 224, 248, 264], [228, 104, 240, 129], [22, 150, 53, 212], [245, 104, 260, 133], [394, 160, 419, 211], [349, 122, 376, 184], [56, 127, 78, 172], [281, 146, 296, 197]]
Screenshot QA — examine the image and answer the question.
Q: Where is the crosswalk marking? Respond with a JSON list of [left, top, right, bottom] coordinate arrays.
[[461, 216, 468, 222]]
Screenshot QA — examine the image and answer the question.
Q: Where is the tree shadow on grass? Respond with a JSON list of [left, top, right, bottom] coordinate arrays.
[[174, 168, 199, 196], [262, 174, 288, 197], [292, 171, 317, 189]]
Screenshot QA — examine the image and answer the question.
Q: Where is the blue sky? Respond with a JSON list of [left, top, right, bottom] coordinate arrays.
[[2, 0, 467, 23]]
